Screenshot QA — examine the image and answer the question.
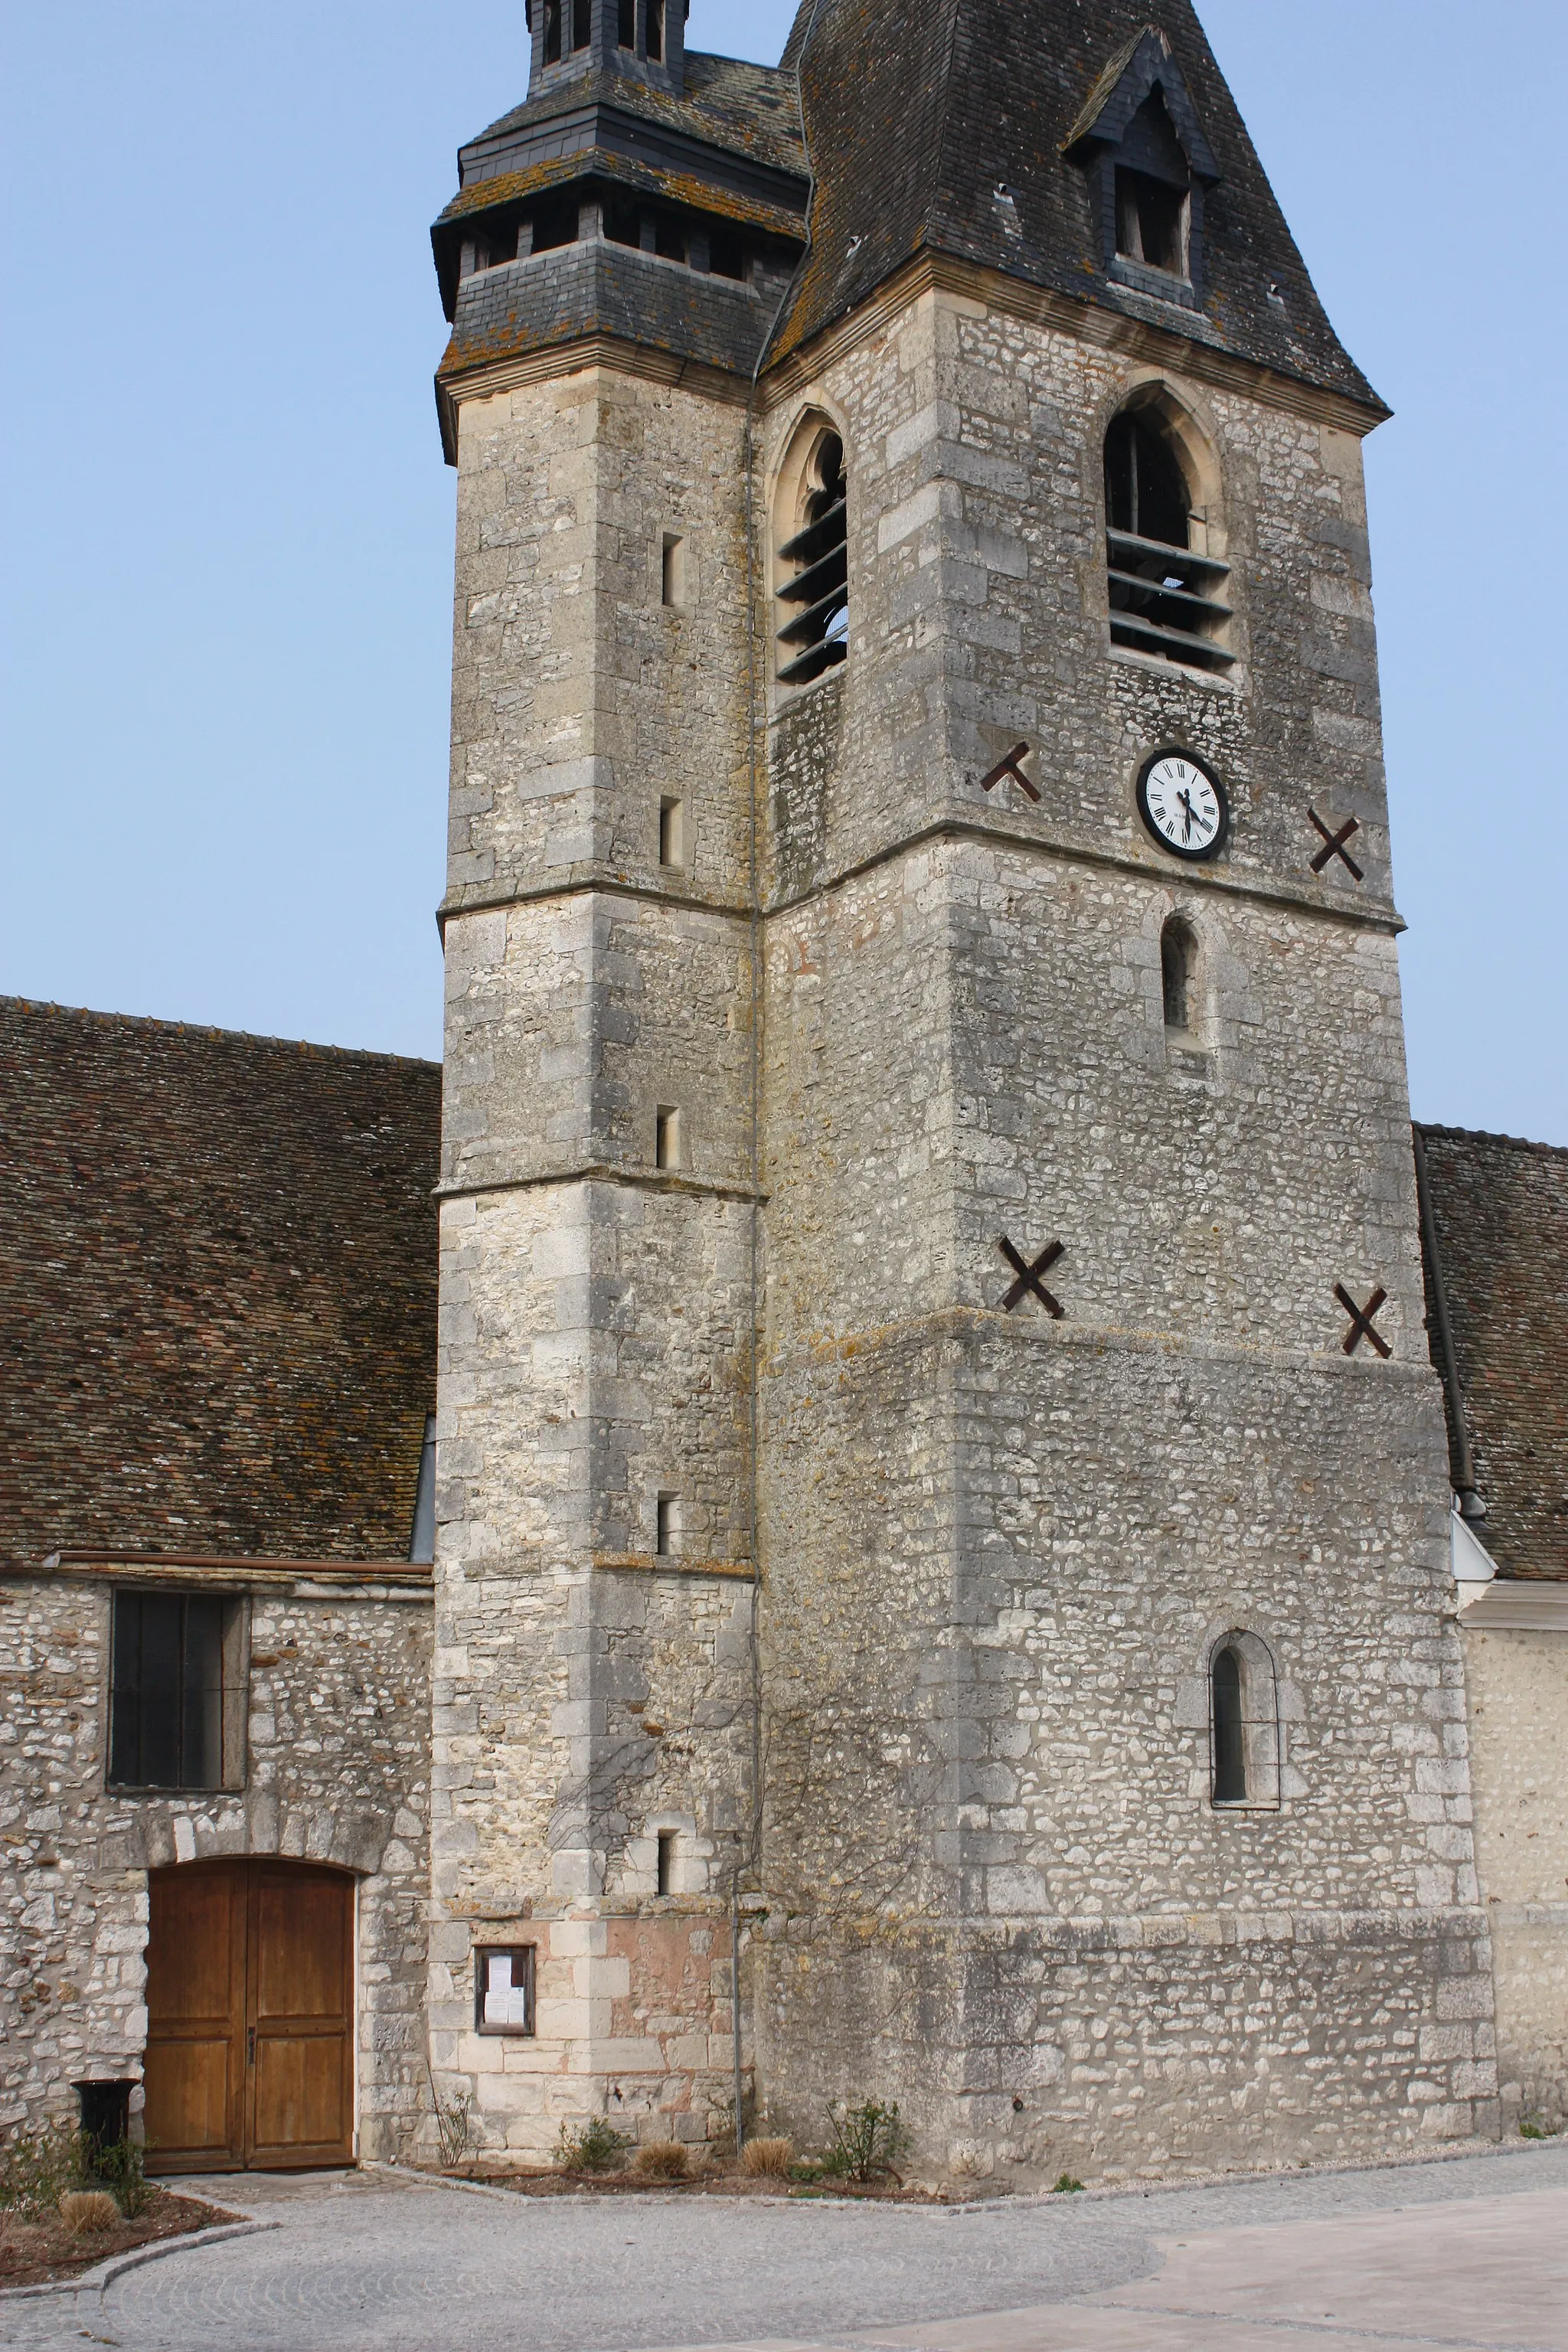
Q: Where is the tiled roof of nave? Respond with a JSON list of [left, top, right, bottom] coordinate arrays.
[[1418, 1124, 1568, 1582], [0, 998, 441, 1569]]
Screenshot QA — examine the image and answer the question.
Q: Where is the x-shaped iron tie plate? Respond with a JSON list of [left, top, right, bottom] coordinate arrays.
[[1308, 808, 1364, 880], [978, 743, 1041, 803], [999, 1236, 1064, 1317], [1335, 1282, 1391, 1358]]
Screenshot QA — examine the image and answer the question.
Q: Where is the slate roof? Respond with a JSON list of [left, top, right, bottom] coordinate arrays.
[[1416, 1124, 1568, 1583], [0, 999, 441, 1569], [771, 0, 1382, 409], [460, 51, 808, 187]]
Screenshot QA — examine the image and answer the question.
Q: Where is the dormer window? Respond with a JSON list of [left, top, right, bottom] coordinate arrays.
[[1116, 168, 1188, 279], [1064, 30, 1220, 312]]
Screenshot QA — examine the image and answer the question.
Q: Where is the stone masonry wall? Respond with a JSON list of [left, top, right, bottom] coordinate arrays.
[[1462, 1622, 1568, 2132], [433, 363, 760, 2154], [744, 283, 1494, 2177], [0, 1572, 431, 2161]]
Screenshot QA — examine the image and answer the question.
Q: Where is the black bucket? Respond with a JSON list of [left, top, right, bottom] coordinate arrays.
[[73, 2078, 134, 2151]]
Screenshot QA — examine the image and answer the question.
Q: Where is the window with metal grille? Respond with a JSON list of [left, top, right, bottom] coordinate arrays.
[[775, 430, 848, 688], [1105, 410, 1231, 671], [108, 1589, 240, 1792]]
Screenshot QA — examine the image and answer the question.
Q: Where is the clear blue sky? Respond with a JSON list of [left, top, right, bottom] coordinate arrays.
[[2, 2, 1563, 1144]]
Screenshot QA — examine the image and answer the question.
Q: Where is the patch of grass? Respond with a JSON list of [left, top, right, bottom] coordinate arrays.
[[821, 2100, 910, 2185], [1052, 2172, 1086, 2194], [743, 2135, 795, 2179], [58, 2190, 119, 2237], [634, 2140, 689, 2180], [1519, 2118, 1555, 2141], [555, 2115, 633, 2174]]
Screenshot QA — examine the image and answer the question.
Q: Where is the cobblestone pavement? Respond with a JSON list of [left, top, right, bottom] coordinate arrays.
[[2, 2143, 1563, 2352]]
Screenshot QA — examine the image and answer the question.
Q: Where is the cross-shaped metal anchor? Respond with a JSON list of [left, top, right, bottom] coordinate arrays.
[[1334, 1282, 1391, 1358], [1308, 808, 1364, 880], [998, 1236, 1064, 1317], [978, 743, 1041, 804]]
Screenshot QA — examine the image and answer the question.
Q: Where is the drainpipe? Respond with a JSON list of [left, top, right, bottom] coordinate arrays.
[[1412, 1127, 1486, 1524]]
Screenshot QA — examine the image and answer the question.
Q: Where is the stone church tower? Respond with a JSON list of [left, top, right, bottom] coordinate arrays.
[[426, 0, 1498, 2176]]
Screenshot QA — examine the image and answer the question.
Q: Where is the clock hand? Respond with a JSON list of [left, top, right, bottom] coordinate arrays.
[[1178, 787, 1197, 840]]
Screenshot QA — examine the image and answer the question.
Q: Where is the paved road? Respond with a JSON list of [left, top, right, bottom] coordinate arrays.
[[3, 2142, 1564, 2351]]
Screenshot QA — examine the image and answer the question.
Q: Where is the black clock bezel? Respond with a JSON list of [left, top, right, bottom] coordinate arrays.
[[1136, 747, 1230, 864]]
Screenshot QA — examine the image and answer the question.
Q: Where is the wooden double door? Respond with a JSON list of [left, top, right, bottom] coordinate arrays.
[[143, 1860, 354, 2172]]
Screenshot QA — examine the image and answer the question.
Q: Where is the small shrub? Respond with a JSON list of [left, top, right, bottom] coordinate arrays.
[[0, 2122, 87, 2218], [743, 2135, 795, 2179], [90, 2133, 152, 2219], [59, 2189, 120, 2236], [424, 2061, 473, 2170], [555, 2115, 632, 2174], [788, 2159, 824, 2184], [635, 2140, 689, 2180], [1519, 2116, 1554, 2141], [1052, 2171, 1086, 2194], [821, 2100, 910, 2184]]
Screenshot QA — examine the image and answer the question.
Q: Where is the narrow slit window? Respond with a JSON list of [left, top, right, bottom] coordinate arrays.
[[655, 1494, 675, 1556], [544, 0, 562, 65], [475, 1945, 536, 2035], [658, 798, 684, 867], [570, 0, 590, 49], [109, 1590, 237, 1792], [1104, 409, 1232, 671], [662, 534, 688, 609], [776, 428, 848, 688], [647, 0, 664, 60], [655, 1105, 681, 1168], [656, 1830, 677, 1895], [1161, 917, 1194, 1031], [618, 0, 635, 46], [1211, 1645, 1247, 1804]]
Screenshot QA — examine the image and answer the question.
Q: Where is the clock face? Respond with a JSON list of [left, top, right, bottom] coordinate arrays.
[[1137, 750, 1227, 862]]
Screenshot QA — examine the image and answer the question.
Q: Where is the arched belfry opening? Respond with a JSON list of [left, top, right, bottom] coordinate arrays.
[[774, 416, 849, 688], [1104, 394, 1232, 670]]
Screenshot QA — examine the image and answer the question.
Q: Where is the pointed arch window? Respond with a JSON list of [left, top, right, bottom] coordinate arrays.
[[1105, 405, 1232, 671], [775, 423, 848, 688]]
